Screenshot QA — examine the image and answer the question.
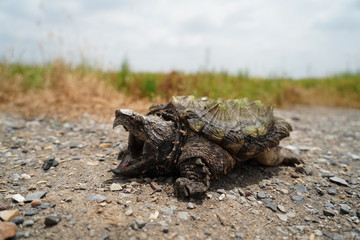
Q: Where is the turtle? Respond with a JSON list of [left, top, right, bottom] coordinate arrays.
[[111, 96, 300, 197]]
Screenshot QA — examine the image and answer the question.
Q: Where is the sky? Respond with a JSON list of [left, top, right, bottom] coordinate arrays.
[[0, 0, 359, 78]]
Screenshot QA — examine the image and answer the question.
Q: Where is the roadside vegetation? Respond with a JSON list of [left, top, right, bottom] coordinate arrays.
[[0, 59, 359, 120]]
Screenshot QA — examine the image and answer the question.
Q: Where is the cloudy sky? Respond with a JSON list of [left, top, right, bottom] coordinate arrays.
[[1, 0, 359, 78]]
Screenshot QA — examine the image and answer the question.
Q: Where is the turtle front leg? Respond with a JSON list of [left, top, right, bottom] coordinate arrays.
[[174, 157, 211, 197]]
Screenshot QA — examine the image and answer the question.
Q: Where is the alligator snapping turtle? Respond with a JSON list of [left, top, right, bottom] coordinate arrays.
[[112, 96, 299, 197]]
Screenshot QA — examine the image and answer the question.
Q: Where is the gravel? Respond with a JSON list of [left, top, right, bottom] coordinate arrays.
[[0, 106, 359, 240]]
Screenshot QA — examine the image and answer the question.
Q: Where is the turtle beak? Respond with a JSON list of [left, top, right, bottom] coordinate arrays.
[[113, 109, 150, 140], [113, 109, 134, 129]]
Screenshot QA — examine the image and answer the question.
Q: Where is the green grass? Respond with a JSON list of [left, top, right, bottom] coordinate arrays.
[[1, 60, 359, 108]]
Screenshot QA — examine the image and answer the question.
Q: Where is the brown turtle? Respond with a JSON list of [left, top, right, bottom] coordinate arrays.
[[112, 96, 300, 197]]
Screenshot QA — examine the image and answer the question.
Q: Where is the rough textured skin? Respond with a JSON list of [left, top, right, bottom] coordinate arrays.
[[112, 96, 299, 197]]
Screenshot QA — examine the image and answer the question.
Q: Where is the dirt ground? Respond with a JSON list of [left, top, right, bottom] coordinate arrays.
[[0, 105, 359, 240]]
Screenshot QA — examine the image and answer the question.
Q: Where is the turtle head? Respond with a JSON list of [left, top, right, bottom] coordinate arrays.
[[112, 109, 176, 176]]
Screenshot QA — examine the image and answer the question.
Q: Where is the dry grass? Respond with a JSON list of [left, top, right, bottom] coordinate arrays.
[[0, 61, 152, 122], [0, 60, 359, 122]]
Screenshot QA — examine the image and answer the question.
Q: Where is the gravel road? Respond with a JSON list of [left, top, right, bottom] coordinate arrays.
[[0, 106, 359, 240]]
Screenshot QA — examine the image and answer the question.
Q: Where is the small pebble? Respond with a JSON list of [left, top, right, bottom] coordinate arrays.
[[23, 220, 35, 227], [134, 219, 146, 229], [257, 192, 266, 199], [187, 202, 195, 209], [329, 176, 349, 187], [292, 184, 308, 193], [219, 194, 226, 201], [235, 232, 244, 238], [150, 182, 162, 192], [315, 187, 324, 196], [44, 213, 61, 226], [244, 190, 252, 196], [339, 204, 351, 214], [0, 222, 17, 240], [42, 157, 59, 170], [177, 211, 190, 220], [291, 173, 300, 178], [109, 183, 122, 191], [87, 194, 107, 203], [217, 189, 226, 194], [163, 226, 169, 233], [323, 209, 336, 217], [25, 209, 39, 216], [31, 200, 42, 207], [327, 188, 337, 195], [276, 214, 288, 222], [204, 229, 211, 235], [11, 216, 24, 225], [0, 209, 20, 221], [262, 199, 277, 212], [12, 194, 25, 203], [125, 208, 133, 216], [291, 195, 304, 203], [277, 205, 286, 213], [24, 191, 47, 203]]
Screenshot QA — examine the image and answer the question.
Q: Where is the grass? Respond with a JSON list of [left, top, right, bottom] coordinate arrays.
[[0, 59, 359, 121]]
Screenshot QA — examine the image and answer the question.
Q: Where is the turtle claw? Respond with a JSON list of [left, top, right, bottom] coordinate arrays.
[[281, 147, 304, 166], [174, 177, 207, 198]]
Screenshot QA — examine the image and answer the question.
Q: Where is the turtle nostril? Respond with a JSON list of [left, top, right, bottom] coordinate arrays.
[[115, 109, 121, 117]]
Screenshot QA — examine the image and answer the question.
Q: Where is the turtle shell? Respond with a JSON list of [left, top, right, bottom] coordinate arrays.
[[170, 96, 292, 159]]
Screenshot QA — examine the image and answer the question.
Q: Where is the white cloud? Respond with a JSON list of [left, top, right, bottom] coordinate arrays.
[[0, 0, 359, 77]]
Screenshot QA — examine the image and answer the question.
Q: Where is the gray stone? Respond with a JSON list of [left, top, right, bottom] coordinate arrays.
[[291, 195, 304, 203], [257, 192, 266, 199], [311, 209, 319, 214], [12, 194, 25, 203], [314, 230, 322, 236], [276, 227, 288, 235], [325, 202, 335, 209], [217, 189, 226, 194], [327, 188, 338, 195], [36, 203, 56, 209], [261, 199, 277, 212], [177, 211, 190, 220], [44, 213, 61, 226], [87, 194, 107, 203], [159, 207, 174, 216], [323, 209, 336, 217], [339, 204, 351, 214], [125, 208, 133, 216], [329, 176, 349, 187], [226, 194, 237, 200], [15, 232, 31, 238], [292, 184, 308, 193], [187, 203, 195, 209], [277, 205, 286, 213], [24, 209, 39, 216], [11, 216, 24, 225], [23, 220, 34, 227], [134, 219, 146, 229], [235, 232, 244, 238], [276, 214, 288, 222], [42, 157, 59, 170], [203, 229, 211, 235], [24, 191, 47, 203], [163, 226, 169, 233], [315, 187, 324, 196]]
